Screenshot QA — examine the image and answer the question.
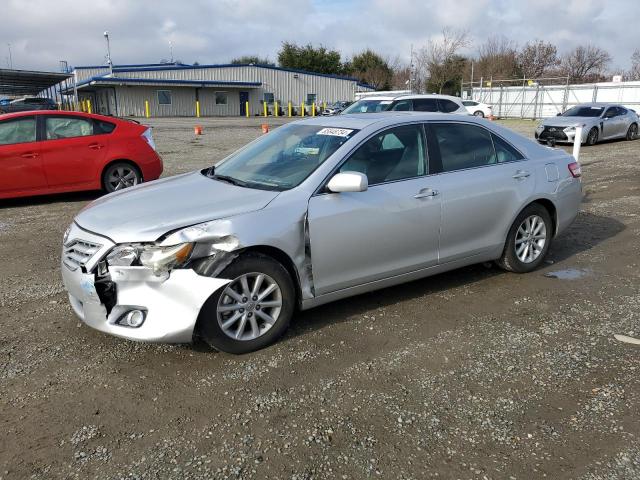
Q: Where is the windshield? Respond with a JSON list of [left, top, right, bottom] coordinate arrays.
[[342, 99, 392, 114], [210, 124, 358, 191], [562, 106, 604, 117]]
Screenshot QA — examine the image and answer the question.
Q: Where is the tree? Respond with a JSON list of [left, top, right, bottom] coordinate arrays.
[[277, 42, 345, 75], [474, 35, 521, 80], [416, 28, 470, 93], [560, 45, 611, 83], [231, 55, 274, 66], [348, 49, 393, 90], [518, 40, 559, 78], [629, 49, 640, 80]]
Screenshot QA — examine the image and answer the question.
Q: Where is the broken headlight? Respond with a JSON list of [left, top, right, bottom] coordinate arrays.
[[106, 243, 194, 275]]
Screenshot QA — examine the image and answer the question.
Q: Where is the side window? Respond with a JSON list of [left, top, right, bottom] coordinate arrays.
[[94, 120, 116, 135], [0, 117, 37, 145], [413, 99, 438, 112], [339, 124, 426, 185], [390, 99, 413, 111], [438, 99, 460, 113], [45, 116, 94, 140], [492, 134, 524, 163], [616, 106, 627, 116], [431, 123, 496, 172], [603, 107, 616, 118]]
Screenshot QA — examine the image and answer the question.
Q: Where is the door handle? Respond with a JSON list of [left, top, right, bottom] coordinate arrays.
[[414, 188, 439, 199], [512, 170, 531, 179], [88, 143, 104, 150], [20, 152, 39, 158]]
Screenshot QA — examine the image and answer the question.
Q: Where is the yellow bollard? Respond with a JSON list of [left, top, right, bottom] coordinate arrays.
[[274, 101, 279, 117], [196, 100, 200, 118], [288, 102, 292, 117], [323, 101, 326, 112], [245, 101, 249, 118], [81, 100, 85, 112], [312, 103, 316, 117], [263, 102, 268, 117], [301, 102, 305, 117], [87, 100, 92, 114], [145, 100, 150, 118]]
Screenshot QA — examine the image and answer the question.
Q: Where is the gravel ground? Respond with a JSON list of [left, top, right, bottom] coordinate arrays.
[[1, 116, 639, 480]]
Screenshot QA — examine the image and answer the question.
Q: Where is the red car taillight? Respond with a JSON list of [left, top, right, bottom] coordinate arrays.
[[568, 162, 582, 178]]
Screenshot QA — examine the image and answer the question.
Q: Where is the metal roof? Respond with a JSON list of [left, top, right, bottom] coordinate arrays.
[[0, 68, 72, 96], [65, 75, 262, 93]]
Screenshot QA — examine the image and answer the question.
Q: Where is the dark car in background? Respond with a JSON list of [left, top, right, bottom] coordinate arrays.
[[0, 97, 58, 113], [321, 101, 353, 116]]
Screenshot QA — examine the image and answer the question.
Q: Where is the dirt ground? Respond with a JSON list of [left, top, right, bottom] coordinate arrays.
[[1, 116, 639, 480]]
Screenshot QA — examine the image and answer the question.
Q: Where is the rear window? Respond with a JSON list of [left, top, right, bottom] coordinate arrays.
[[95, 120, 116, 134], [439, 99, 460, 113]]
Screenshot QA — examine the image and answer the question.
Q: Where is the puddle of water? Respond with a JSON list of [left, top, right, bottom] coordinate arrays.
[[543, 268, 591, 280]]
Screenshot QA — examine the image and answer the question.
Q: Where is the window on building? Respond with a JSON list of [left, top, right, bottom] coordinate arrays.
[[157, 90, 172, 105], [306, 93, 317, 104], [45, 116, 94, 139], [0, 117, 36, 145], [215, 92, 228, 105], [264, 93, 274, 104]]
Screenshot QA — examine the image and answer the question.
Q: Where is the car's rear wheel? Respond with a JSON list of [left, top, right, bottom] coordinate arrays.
[[626, 123, 638, 140], [197, 253, 295, 354], [586, 127, 599, 146], [497, 204, 552, 273], [473, 110, 484, 117], [103, 162, 142, 193]]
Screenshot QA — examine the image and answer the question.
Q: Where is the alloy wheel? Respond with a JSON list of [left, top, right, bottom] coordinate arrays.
[[515, 215, 547, 264], [217, 272, 283, 341], [107, 166, 139, 191]]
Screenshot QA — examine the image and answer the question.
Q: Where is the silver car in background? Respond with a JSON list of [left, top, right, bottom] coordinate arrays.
[[61, 113, 582, 353], [535, 103, 639, 145]]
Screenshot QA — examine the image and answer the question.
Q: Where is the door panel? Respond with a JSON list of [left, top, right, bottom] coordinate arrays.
[[239, 92, 249, 116], [437, 163, 534, 262], [40, 115, 108, 188], [0, 116, 47, 194], [308, 177, 442, 295]]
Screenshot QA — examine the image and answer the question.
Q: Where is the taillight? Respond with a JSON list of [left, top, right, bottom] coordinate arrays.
[[141, 128, 156, 151], [568, 162, 582, 178]]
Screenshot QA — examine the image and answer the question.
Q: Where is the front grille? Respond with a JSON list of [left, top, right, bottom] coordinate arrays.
[[539, 126, 568, 140], [63, 239, 102, 271]]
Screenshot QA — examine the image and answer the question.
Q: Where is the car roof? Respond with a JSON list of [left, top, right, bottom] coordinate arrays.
[[572, 102, 618, 108], [0, 110, 135, 123], [292, 111, 482, 129], [356, 93, 463, 102]]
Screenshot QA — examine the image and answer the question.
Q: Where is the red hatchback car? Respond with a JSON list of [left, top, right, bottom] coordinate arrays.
[[0, 110, 162, 199]]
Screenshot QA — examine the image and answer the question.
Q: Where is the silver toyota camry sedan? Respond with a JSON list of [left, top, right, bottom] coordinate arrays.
[[61, 113, 582, 353]]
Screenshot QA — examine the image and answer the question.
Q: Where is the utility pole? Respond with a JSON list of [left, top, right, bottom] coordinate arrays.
[[103, 31, 113, 75], [7, 43, 13, 69], [409, 44, 414, 93], [169, 40, 174, 63]]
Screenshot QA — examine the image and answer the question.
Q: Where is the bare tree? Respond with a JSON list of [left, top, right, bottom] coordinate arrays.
[[474, 35, 520, 80], [630, 49, 640, 80], [416, 27, 470, 93], [388, 55, 411, 90], [517, 40, 559, 78], [560, 45, 612, 83]]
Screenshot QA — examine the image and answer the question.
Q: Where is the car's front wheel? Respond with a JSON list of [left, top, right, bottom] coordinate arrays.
[[103, 162, 142, 193], [626, 123, 638, 141], [497, 204, 552, 273], [197, 253, 295, 354], [585, 127, 599, 146]]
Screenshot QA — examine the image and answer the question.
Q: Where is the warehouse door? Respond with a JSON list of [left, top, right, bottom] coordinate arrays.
[[239, 92, 249, 116]]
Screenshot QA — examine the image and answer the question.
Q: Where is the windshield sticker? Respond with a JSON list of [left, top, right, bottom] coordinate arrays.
[[295, 147, 320, 155], [317, 128, 354, 137]]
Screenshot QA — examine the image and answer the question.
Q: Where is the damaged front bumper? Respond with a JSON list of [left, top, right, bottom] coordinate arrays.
[[61, 224, 230, 343]]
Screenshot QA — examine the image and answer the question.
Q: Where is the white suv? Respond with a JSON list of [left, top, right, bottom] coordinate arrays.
[[342, 94, 469, 116]]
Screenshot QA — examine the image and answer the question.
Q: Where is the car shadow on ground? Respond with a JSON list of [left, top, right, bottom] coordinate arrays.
[[0, 190, 103, 209], [285, 211, 625, 341]]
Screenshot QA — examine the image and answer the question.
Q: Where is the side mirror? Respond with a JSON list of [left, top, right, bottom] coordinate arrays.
[[327, 171, 368, 193]]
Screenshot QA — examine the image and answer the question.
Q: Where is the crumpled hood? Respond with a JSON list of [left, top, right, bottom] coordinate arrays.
[[541, 116, 599, 127], [75, 171, 280, 243]]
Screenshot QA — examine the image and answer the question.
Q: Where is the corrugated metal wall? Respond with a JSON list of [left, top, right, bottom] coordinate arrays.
[[114, 86, 197, 117]]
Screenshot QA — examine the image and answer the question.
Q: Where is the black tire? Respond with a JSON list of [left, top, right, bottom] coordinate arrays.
[[626, 123, 638, 141], [197, 253, 295, 354], [473, 110, 484, 117], [496, 203, 553, 273], [102, 162, 142, 193], [585, 127, 599, 146]]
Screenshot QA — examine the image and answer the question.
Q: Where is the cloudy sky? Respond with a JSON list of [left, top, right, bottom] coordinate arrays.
[[1, 0, 638, 73]]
